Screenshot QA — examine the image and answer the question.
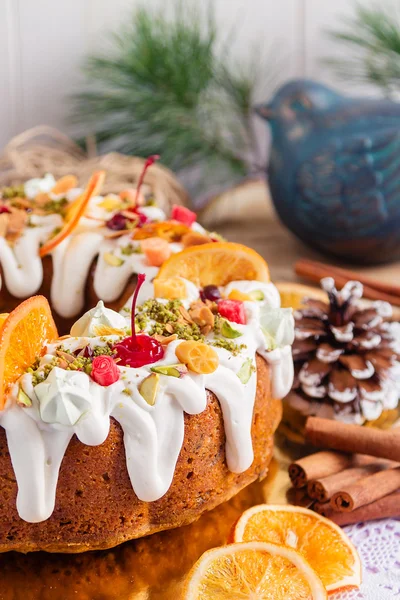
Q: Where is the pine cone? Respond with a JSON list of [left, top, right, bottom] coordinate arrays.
[[290, 277, 400, 424]]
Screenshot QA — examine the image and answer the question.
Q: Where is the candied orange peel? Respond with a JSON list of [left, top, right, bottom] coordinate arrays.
[[39, 171, 105, 257]]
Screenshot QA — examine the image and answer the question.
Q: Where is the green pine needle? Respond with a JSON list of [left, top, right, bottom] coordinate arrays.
[[71, 2, 264, 191], [327, 2, 400, 95]]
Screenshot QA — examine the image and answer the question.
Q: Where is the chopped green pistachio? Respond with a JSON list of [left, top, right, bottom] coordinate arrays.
[[221, 319, 242, 339], [42, 197, 68, 216], [249, 289, 265, 301], [139, 373, 160, 406], [66, 356, 93, 374], [122, 387, 133, 396], [1, 185, 25, 199], [104, 252, 125, 267], [151, 364, 188, 378], [211, 339, 246, 355], [93, 344, 117, 357], [17, 387, 32, 407], [237, 358, 254, 384], [120, 243, 142, 256]]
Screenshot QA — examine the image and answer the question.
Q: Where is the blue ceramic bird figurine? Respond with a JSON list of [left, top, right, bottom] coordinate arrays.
[[256, 79, 400, 264]]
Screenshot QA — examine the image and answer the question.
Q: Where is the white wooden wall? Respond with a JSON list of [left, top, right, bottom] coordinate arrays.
[[0, 0, 380, 151]]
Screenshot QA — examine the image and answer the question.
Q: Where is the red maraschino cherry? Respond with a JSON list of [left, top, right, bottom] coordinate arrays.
[[113, 273, 164, 368], [134, 154, 160, 207]]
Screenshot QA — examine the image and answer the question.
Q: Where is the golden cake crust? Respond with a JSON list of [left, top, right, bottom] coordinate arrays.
[[0, 355, 280, 553]]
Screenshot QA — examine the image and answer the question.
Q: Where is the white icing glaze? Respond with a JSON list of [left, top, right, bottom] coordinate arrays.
[[0, 278, 294, 523], [0, 176, 191, 317]]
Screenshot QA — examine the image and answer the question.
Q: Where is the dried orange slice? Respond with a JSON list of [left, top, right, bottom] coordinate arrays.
[[51, 174, 78, 195], [0, 296, 58, 409], [233, 505, 361, 594], [183, 541, 327, 599], [156, 242, 269, 288], [176, 341, 219, 374], [133, 221, 190, 241], [276, 282, 328, 310], [0, 313, 9, 331], [39, 171, 105, 257]]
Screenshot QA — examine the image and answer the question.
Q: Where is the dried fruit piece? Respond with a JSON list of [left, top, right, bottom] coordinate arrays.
[[39, 171, 105, 257], [171, 204, 197, 226], [0, 296, 58, 409], [91, 356, 119, 386], [176, 341, 219, 374], [237, 358, 253, 384], [156, 242, 270, 287], [98, 195, 123, 212], [233, 505, 361, 593], [228, 289, 252, 301], [0, 313, 9, 331], [141, 237, 171, 267], [139, 372, 160, 405], [182, 231, 211, 247], [276, 281, 328, 309], [151, 364, 188, 378], [133, 221, 190, 241], [221, 320, 242, 339], [218, 299, 246, 325], [154, 277, 187, 299], [17, 387, 32, 407], [183, 541, 327, 600], [51, 175, 78, 195], [201, 285, 221, 302], [103, 252, 124, 267]]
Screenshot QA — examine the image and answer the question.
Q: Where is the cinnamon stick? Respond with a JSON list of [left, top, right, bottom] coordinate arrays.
[[286, 487, 314, 508], [295, 259, 400, 306], [305, 417, 400, 462], [307, 461, 392, 502], [330, 466, 400, 512], [314, 491, 400, 525], [289, 451, 352, 488]]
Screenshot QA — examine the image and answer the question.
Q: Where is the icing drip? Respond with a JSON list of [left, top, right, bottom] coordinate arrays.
[[0, 279, 294, 523]]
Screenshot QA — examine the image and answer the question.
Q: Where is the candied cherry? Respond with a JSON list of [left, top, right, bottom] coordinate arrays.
[[171, 204, 197, 227], [0, 205, 10, 214], [113, 273, 164, 368], [218, 299, 246, 325], [201, 285, 221, 303], [106, 212, 129, 231]]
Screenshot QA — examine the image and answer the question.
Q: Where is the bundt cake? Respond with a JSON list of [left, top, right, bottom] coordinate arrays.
[[0, 242, 294, 552], [0, 164, 210, 333]]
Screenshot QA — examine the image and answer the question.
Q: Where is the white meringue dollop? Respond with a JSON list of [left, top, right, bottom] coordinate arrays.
[[35, 368, 93, 426], [70, 301, 127, 337], [24, 174, 57, 199]]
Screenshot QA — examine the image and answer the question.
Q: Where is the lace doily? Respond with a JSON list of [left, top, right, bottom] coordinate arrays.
[[334, 519, 400, 599]]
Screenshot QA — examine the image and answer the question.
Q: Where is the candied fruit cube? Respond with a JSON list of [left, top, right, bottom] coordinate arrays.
[[218, 299, 246, 325], [171, 204, 197, 227]]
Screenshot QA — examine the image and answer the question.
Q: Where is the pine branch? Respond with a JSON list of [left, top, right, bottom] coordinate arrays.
[[327, 2, 400, 95], [70, 2, 264, 190]]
